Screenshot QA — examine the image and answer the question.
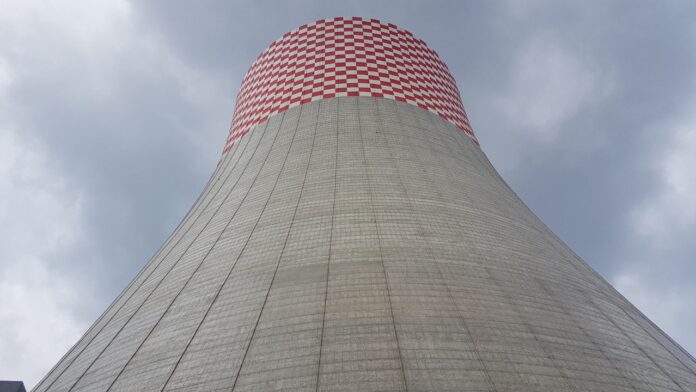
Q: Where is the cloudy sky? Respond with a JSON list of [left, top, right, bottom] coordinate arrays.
[[1, 0, 695, 387]]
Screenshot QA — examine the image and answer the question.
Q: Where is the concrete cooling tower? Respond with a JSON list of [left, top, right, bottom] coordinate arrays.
[[35, 17, 696, 392]]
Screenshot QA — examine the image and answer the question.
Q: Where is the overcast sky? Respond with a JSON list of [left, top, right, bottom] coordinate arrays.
[[1, 0, 695, 387]]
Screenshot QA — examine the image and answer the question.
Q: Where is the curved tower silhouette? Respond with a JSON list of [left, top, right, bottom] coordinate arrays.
[[36, 17, 696, 392]]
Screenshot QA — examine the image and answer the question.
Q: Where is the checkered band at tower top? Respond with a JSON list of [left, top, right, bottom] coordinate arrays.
[[35, 16, 696, 392], [224, 16, 477, 153]]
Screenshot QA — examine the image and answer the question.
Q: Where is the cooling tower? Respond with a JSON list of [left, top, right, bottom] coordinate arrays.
[[35, 17, 696, 392]]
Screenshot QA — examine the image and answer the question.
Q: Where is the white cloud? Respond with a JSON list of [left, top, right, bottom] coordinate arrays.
[[497, 35, 612, 142], [0, 127, 88, 388], [0, 0, 130, 387], [0, 58, 12, 94], [0, 259, 87, 389], [614, 97, 696, 357], [632, 124, 696, 246], [614, 272, 696, 357], [0, 0, 234, 387], [0, 0, 132, 98]]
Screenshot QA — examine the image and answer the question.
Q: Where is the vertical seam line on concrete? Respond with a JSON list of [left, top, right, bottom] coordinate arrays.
[[32, 155, 221, 392], [35, 141, 244, 392], [528, 175, 696, 386], [446, 129, 605, 298], [525, 205, 696, 382], [420, 106, 626, 391], [356, 97, 409, 392], [534, 277, 641, 392], [542, 219, 696, 373], [426, 107, 612, 303], [473, 135, 625, 304], [616, 301, 696, 379], [232, 103, 319, 389], [524, 208, 623, 310], [423, 106, 578, 390], [229, 106, 306, 391], [583, 291, 687, 391], [103, 118, 278, 392], [158, 112, 289, 391], [484, 267, 580, 391], [64, 124, 264, 392], [42, 126, 256, 392], [314, 99, 335, 392], [623, 299, 696, 366], [396, 100, 498, 392]]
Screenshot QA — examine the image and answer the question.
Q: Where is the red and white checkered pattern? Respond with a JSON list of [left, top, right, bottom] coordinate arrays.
[[223, 17, 477, 153]]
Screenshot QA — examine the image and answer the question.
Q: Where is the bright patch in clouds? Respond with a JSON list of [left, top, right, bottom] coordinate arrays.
[[0, 0, 131, 387], [0, 129, 87, 387], [614, 272, 696, 356], [633, 125, 696, 245], [498, 36, 612, 142], [615, 100, 696, 358], [0, 0, 232, 387]]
